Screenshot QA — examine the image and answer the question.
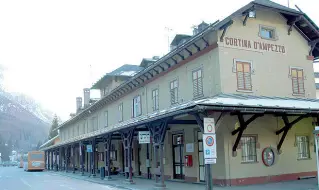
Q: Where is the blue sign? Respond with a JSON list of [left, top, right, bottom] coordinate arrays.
[[206, 150, 210, 155], [87, 145, 93, 153]]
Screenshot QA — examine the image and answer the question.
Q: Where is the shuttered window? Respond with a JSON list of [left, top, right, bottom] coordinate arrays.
[[170, 80, 178, 105], [104, 111, 108, 127], [236, 61, 252, 91], [132, 95, 142, 117], [152, 89, 159, 111], [118, 103, 123, 122], [291, 68, 305, 94], [193, 69, 203, 98], [296, 136, 309, 159]]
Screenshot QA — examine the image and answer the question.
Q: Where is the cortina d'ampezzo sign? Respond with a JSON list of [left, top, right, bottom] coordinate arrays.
[[224, 37, 286, 54]]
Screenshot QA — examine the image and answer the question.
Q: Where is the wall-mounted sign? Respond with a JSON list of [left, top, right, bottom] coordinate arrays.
[[186, 143, 194, 153], [138, 131, 150, 144], [262, 147, 275, 167], [203, 134, 217, 159], [204, 118, 215, 134], [87, 145, 93, 153], [224, 37, 286, 54]]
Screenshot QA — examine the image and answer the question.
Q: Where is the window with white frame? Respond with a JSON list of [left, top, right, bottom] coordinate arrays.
[[259, 25, 276, 40], [133, 95, 141, 117], [118, 103, 123, 122], [104, 111, 108, 127], [296, 136, 310, 159], [192, 69, 203, 98], [170, 79, 178, 105], [152, 89, 159, 111], [291, 68, 305, 94], [241, 136, 257, 163]]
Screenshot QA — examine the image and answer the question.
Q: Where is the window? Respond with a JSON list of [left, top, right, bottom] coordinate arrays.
[[260, 26, 276, 40], [132, 95, 142, 117], [118, 103, 123, 122], [99, 152, 104, 161], [241, 136, 257, 163], [110, 144, 117, 161], [104, 111, 108, 127], [170, 80, 178, 104], [296, 136, 310, 159], [236, 61, 252, 91], [291, 68, 305, 94], [192, 69, 203, 97], [152, 89, 159, 111]]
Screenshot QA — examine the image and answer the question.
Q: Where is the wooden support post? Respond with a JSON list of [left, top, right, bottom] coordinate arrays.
[[65, 147, 68, 173], [59, 147, 62, 171], [51, 150, 54, 170], [72, 145, 76, 173], [104, 134, 112, 180], [120, 128, 135, 184], [147, 118, 169, 189], [55, 150, 58, 171], [80, 142, 84, 175]]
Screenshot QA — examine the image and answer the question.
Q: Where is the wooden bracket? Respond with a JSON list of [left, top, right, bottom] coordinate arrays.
[[276, 115, 309, 152], [231, 113, 263, 152], [219, 20, 233, 42], [288, 16, 301, 35]]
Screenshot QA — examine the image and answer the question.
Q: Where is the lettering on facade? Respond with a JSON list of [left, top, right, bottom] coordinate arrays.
[[224, 37, 286, 53]]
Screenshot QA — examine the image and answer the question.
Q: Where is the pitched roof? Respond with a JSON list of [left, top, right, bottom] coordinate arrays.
[[91, 64, 144, 89], [253, 0, 300, 14], [170, 34, 192, 46]]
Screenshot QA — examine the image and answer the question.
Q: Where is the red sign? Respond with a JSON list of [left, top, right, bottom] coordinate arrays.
[[205, 136, 214, 147]]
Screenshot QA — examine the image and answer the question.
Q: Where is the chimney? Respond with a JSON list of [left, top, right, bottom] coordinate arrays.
[[76, 97, 82, 112], [83, 88, 90, 108]]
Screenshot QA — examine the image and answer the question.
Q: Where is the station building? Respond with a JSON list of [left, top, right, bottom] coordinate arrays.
[[41, 0, 319, 187]]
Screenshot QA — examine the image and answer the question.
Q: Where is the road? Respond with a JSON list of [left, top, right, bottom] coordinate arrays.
[[0, 167, 122, 190]]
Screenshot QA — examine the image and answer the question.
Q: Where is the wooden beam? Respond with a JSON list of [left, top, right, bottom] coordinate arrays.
[[220, 20, 233, 42], [185, 48, 192, 56], [176, 53, 184, 60], [275, 114, 309, 152], [232, 114, 263, 152]]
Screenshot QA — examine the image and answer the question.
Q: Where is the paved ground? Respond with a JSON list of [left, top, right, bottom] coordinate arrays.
[[1, 166, 319, 190], [0, 167, 123, 190]]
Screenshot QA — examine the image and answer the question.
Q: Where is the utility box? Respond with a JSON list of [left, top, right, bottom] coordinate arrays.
[[100, 167, 105, 179]]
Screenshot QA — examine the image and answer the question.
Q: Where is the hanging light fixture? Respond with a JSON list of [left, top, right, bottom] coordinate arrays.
[[248, 10, 256, 18]]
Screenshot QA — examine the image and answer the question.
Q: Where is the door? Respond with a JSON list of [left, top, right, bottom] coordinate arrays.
[[172, 133, 185, 179], [197, 131, 205, 182]]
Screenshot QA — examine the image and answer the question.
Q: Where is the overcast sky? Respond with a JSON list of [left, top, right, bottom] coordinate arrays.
[[0, 0, 317, 121]]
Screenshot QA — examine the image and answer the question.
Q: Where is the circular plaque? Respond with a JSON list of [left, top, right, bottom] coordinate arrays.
[[262, 147, 275, 167]]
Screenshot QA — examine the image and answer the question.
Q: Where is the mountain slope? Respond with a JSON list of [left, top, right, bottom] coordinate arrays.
[[0, 90, 51, 151]]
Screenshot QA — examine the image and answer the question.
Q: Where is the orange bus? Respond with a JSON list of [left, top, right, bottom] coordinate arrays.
[[23, 151, 45, 171], [19, 154, 28, 168]]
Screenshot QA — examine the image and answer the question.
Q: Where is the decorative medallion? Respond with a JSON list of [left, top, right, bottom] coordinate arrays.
[[262, 147, 275, 167]]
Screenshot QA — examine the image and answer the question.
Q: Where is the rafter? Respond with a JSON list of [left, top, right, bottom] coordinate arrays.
[[288, 16, 301, 35], [201, 37, 209, 47], [193, 43, 201, 51], [185, 48, 192, 56], [176, 53, 185, 60]]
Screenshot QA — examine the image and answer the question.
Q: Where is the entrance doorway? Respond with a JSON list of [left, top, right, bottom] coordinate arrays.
[[172, 133, 185, 179], [197, 131, 205, 181]]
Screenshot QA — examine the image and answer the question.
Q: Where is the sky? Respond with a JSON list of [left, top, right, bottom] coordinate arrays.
[[0, 0, 318, 121]]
